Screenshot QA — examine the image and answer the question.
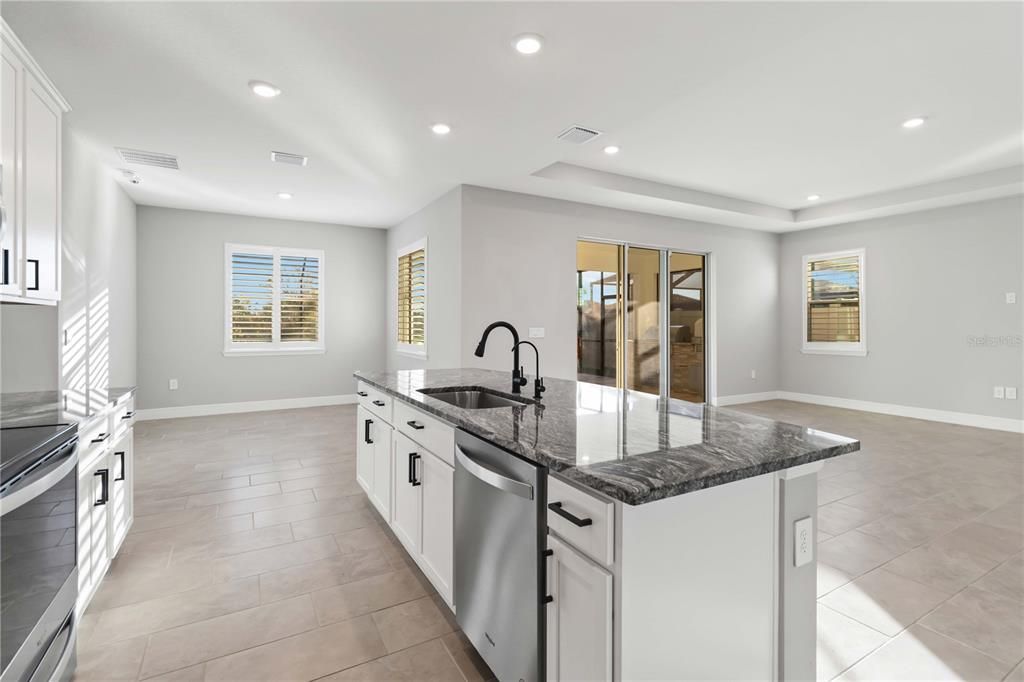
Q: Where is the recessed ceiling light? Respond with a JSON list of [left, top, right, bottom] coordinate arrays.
[[806, 194, 821, 201], [902, 116, 927, 129], [513, 33, 544, 55], [431, 123, 451, 136], [276, 192, 293, 200], [249, 80, 281, 98], [603, 145, 620, 156]]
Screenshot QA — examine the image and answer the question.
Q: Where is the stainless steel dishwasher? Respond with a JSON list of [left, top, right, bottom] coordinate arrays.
[[454, 429, 547, 682]]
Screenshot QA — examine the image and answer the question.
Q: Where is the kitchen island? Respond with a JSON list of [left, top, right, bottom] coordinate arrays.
[[354, 368, 859, 681]]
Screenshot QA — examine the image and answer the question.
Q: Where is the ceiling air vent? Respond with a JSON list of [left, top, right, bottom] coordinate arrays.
[[116, 147, 179, 170], [556, 125, 603, 145], [270, 151, 308, 167]]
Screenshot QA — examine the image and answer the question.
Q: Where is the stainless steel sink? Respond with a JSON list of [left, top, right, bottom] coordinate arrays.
[[418, 387, 532, 409]]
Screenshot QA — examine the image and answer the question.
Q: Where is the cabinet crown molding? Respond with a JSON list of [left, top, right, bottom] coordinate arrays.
[[1, 18, 71, 113]]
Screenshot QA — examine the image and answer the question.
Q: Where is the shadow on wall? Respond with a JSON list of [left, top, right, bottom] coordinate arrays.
[[62, 288, 109, 416]]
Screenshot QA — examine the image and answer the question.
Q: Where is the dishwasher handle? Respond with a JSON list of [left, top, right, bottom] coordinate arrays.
[[455, 445, 534, 500]]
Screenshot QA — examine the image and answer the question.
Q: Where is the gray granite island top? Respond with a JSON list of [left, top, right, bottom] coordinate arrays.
[[354, 368, 859, 505], [1, 386, 136, 428]]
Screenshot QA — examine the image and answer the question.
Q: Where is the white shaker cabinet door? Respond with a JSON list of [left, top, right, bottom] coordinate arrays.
[[21, 69, 60, 302], [370, 422, 393, 522], [391, 432, 422, 554], [107, 432, 133, 556], [419, 450, 454, 605], [0, 43, 20, 295], [356, 406, 375, 496], [546, 535, 613, 682]]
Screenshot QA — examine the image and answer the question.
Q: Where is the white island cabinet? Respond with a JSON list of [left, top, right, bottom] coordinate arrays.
[[0, 19, 69, 304]]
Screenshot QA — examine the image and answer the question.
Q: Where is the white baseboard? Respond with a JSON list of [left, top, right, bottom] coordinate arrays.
[[714, 390, 1023, 433], [135, 394, 357, 421]]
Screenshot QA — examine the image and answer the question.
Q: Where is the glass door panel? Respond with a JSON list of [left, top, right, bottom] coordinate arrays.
[[625, 247, 661, 396], [668, 252, 705, 402], [576, 242, 622, 387]]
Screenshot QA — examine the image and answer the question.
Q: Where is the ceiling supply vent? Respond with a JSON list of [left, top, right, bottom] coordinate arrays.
[[556, 125, 603, 145], [116, 147, 179, 170], [270, 151, 308, 167]]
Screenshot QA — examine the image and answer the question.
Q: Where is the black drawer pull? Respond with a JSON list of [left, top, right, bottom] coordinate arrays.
[[121, 411, 135, 420], [357, 391, 368, 397], [114, 451, 126, 481], [26, 259, 39, 291], [548, 502, 593, 527], [406, 420, 425, 430], [364, 419, 373, 445], [410, 453, 421, 486], [91, 432, 109, 444], [94, 469, 109, 506], [372, 400, 386, 407], [544, 595, 554, 604]]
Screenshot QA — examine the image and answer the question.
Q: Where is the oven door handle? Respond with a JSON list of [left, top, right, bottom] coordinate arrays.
[[0, 441, 78, 515], [455, 446, 533, 500]]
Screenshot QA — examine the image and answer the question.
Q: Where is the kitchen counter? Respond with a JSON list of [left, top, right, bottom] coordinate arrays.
[[354, 368, 858, 505], [1, 386, 136, 428]]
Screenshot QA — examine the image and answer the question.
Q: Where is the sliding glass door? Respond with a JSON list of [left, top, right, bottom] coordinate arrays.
[[576, 240, 706, 403]]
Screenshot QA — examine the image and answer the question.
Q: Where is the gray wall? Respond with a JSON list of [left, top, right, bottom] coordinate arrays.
[[459, 186, 782, 398], [0, 305, 59, 392], [386, 187, 462, 371], [137, 206, 387, 410], [780, 196, 1024, 420]]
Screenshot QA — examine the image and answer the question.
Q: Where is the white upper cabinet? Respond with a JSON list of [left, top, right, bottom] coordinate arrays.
[[0, 20, 68, 305]]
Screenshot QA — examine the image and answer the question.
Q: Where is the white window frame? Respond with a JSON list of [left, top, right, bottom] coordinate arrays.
[[224, 243, 326, 356], [396, 237, 427, 358], [801, 248, 866, 356]]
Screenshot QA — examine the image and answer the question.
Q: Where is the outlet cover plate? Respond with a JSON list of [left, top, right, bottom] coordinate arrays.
[[794, 516, 814, 567]]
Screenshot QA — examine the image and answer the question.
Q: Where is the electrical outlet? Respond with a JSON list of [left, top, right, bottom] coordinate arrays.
[[794, 517, 813, 567], [1007, 387, 1018, 400], [751, 369, 757, 380], [529, 327, 545, 339], [169, 379, 179, 391], [1007, 292, 1017, 304], [994, 386, 1005, 399]]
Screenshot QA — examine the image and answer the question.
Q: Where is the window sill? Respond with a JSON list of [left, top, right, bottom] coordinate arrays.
[[801, 346, 867, 357], [223, 347, 325, 357], [396, 346, 427, 359]]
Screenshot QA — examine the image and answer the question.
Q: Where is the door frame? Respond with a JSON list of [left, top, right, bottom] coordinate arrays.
[[577, 237, 716, 405]]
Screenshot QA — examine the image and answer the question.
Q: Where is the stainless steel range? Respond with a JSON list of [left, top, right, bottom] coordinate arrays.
[[454, 429, 547, 682], [1, 423, 79, 682]]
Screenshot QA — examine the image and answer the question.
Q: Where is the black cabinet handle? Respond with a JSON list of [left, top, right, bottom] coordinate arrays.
[[94, 469, 109, 506], [548, 501, 593, 527], [122, 411, 135, 420], [114, 451, 126, 481], [26, 259, 39, 291], [406, 420, 425, 430], [363, 419, 373, 444], [410, 453, 421, 486], [91, 432, 109, 444], [372, 400, 386, 407], [357, 391, 368, 397], [544, 595, 554, 604], [1, 248, 9, 286]]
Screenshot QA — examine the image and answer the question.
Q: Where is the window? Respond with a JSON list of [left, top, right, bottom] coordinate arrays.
[[802, 248, 866, 356], [397, 239, 426, 354], [224, 244, 324, 355]]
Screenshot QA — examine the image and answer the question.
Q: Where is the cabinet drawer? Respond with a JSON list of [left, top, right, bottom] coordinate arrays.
[[547, 476, 614, 567], [78, 414, 112, 472], [356, 381, 392, 423], [111, 394, 136, 437], [394, 401, 454, 467]]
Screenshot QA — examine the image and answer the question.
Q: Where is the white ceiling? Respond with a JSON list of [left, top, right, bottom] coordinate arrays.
[[4, 2, 1022, 231]]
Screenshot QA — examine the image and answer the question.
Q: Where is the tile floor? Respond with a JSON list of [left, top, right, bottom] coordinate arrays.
[[74, 401, 1023, 681], [74, 405, 493, 682], [735, 400, 1024, 682]]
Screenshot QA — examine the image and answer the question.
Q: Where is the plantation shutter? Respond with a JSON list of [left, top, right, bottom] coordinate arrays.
[[806, 254, 861, 342], [398, 247, 426, 345], [230, 252, 274, 343], [280, 254, 320, 343]]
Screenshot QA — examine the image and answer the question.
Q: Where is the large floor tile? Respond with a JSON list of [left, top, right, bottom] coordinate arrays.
[[312, 568, 427, 625], [920, 586, 1024, 666], [817, 529, 909, 578], [74, 634, 148, 681], [371, 595, 455, 653], [817, 604, 888, 681], [883, 541, 1001, 594], [323, 639, 465, 682], [138, 594, 317, 678], [819, 567, 953, 636], [971, 553, 1023, 603], [212, 535, 340, 579], [185, 482, 282, 509], [258, 549, 392, 603], [202, 615, 386, 682], [835, 625, 1013, 681], [290, 509, 376, 540]]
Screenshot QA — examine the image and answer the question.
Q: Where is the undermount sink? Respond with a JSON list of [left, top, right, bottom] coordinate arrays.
[[418, 387, 533, 409]]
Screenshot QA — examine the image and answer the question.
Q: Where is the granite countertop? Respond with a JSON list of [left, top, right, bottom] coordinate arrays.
[[1, 386, 136, 428], [355, 368, 859, 505]]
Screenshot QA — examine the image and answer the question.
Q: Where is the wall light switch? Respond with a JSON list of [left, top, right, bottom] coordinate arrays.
[[994, 386, 1005, 399], [794, 517, 813, 568], [169, 379, 179, 391], [529, 327, 545, 339], [1007, 387, 1018, 400], [1007, 293, 1017, 304]]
